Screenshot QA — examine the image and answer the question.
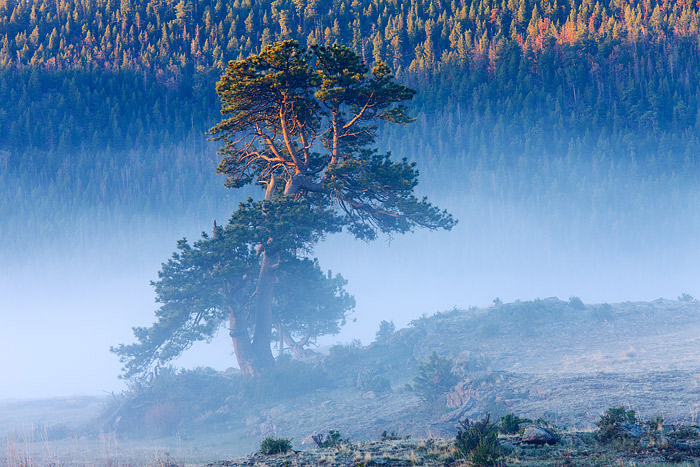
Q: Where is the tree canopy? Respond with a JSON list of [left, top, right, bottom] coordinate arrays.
[[210, 40, 455, 239], [112, 205, 354, 380]]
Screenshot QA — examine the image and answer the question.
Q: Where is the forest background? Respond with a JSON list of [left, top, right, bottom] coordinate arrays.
[[1, 0, 700, 398]]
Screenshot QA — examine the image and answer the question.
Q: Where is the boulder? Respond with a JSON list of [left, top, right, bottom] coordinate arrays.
[[521, 425, 558, 445], [619, 423, 646, 439]]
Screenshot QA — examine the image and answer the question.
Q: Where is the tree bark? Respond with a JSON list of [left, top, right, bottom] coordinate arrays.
[[228, 309, 258, 376], [249, 248, 278, 371], [281, 329, 319, 360]]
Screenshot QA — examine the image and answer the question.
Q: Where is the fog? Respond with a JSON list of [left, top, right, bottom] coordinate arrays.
[[2, 182, 699, 401]]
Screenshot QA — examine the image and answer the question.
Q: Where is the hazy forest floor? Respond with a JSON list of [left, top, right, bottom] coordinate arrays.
[[3, 297, 700, 466]]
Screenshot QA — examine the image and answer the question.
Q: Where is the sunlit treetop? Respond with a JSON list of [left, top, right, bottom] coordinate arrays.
[[210, 40, 456, 241]]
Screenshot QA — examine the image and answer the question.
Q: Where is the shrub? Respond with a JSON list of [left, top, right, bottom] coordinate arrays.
[[499, 413, 532, 434], [646, 415, 665, 445], [413, 352, 459, 403], [470, 440, 502, 466], [260, 437, 292, 455], [568, 296, 586, 310], [455, 414, 501, 466], [375, 320, 396, 343], [359, 372, 392, 393], [380, 430, 405, 441], [96, 366, 244, 436], [596, 407, 638, 442], [324, 339, 363, 374], [312, 430, 345, 448], [679, 293, 695, 302]]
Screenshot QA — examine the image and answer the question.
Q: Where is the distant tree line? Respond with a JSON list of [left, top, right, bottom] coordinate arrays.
[[2, 0, 700, 259]]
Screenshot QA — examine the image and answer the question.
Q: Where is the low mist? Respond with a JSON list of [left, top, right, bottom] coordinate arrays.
[[2, 180, 699, 400]]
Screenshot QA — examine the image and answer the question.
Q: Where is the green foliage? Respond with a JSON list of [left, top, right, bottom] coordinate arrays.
[[646, 415, 665, 445], [260, 437, 293, 455], [499, 413, 532, 435], [374, 320, 396, 343], [455, 415, 501, 466], [596, 407, 638, 442], [469, 440, 503, 467], [598, 407, 637, 428], [111, 216, 353, 380], [413, 352, 459, 403], [5, 0, 700, 265], [211, 40, 454, 240], [380, 430, 406, 441], [312, 430, 345, 448]]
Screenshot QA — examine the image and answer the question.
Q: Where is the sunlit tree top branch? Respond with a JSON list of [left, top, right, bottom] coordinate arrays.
[[210, 39, 456, 239]]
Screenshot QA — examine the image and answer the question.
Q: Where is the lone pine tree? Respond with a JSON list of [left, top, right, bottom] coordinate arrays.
[[113, 40, 454, 379]]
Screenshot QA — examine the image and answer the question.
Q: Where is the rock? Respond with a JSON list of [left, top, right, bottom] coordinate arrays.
[[521, 425, 558, 445], [445, 381, 476, 407], [619, 423, 646, 438]]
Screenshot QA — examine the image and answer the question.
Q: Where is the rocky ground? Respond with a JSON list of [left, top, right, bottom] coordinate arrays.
[[203, 424, 700, 466], [234, 298, 700, 444]]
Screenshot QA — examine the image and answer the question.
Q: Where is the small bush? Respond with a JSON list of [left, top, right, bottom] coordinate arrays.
[[470, 439, 502, 466], [499, 413, 532, 435], [380, 430, 407, 441], [413, 352, 459, 403], [646, 415, 665, 445], [325, 339, 363, 371], [679, 292, 695, 302], [312, 430, 345, 448], [375, 320, 396, 343], [455, 414, 501, 466], [596, 407, 638, 442], [669, 425, 700, 440], [96, 366, 245, 436], [359, 372, 392, 393], [568, 296, 586, 310], [260, 437, 292, 455]]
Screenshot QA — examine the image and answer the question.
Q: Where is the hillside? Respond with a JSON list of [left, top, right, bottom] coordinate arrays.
[[4, 297, 700, 465]]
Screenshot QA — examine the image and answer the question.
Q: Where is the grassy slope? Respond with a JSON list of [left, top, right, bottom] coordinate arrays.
[[3, 297, 700, 465]]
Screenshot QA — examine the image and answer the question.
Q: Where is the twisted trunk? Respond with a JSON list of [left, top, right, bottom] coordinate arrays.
[[228, 310, 258, 376], [249, 248, 278, 372]]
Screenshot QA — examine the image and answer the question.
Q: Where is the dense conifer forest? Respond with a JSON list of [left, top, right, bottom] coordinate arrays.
[[2, 0, 700, 259]]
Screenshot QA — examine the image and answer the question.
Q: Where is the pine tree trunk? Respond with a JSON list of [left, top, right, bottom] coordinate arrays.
[[249, 248, 278, 372], [228, 310, 258, 376]]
